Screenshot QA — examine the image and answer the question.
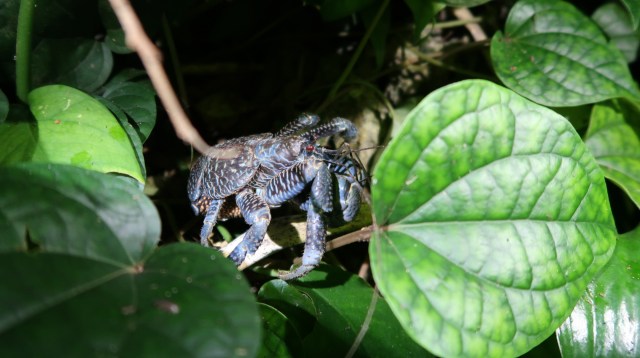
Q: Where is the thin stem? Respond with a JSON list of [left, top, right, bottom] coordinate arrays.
[[16, 0, 35, 103], [326, 226, 373, 252], [109, 0, 210, 154], [323, 0, 390, 104]]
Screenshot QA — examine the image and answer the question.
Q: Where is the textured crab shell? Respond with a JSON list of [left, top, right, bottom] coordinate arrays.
[[187, 133, 271, 202]]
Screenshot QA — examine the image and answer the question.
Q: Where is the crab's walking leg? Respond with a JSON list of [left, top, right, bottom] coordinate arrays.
[[229, 189, 271, 265], [302, 117, 357, 142], [275, 113, 320, 137], [280, 162, 333, 280], [200, 199, 223, 247]]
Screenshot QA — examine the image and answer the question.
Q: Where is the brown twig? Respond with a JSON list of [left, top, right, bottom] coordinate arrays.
[[108, 0, 210, 154]]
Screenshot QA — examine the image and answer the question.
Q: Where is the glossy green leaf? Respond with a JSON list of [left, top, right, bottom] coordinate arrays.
[[0, 163, 158, 260], [260, 265, 429, 358], [370, 79, 616, 357], [258, 279, 317, 339], [97, 97, 147, 181], [17, 85, 144, 182], [585, 101, 640, 209], [620, 0, 640, 30], [557, 227, 640, 356], [491, 0, 640, 106], [592, 2, 640, 63], [0, 243, 260, 357], [257, 303, 301, 358], [0, 89, 7, 122], [31, 38, 113, 92], [101, 75, 157, 143]]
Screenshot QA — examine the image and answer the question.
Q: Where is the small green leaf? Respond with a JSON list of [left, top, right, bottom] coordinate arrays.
[[0, 163, 158, 262], [0, 244, 261, 357], [592, 2, 640, 63], [23, 84, 144, 182], [261, 265, 429, 357], [370, 80, 616, 357], [101, 78, 157, 143], [557, 227, 640, 357], [585, 100, 640, 209], [257, 303, 301, 358], [620, 0, 640, 30], [491, 0, 640, 106], [31, 38, 113, 92]]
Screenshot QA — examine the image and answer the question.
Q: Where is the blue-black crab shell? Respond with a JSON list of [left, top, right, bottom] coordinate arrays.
[[187, 133, 271, 202]]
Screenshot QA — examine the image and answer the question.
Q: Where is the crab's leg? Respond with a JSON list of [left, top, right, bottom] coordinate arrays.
[[279, 162, 333, 280], [301, 117, 357, 142], [229, 189, 272, 265], [275, 113, 320, 137], [337, 176, 362, 222], [200, 199, 223, 247]]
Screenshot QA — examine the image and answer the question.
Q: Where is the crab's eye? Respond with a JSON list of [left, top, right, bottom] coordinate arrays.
[[305, 144, 315, 152]]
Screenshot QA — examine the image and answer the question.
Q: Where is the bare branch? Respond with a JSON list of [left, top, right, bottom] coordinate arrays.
[[108, 0, 210, 154]]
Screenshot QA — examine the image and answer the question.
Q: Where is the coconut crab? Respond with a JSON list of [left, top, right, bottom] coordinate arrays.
[[187, 114, 363, 279]]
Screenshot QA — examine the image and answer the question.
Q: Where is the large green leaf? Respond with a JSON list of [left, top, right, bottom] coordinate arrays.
[[259, 265, 429, 357], [592, 2, 640, 63], [557, 227, 640, 356], [0, 163, 158, 259], [31, 38, 113, 92], [370, 80, 616, 357], [491, 0, 640, 106], [0, 85, 144, 182], [585, 101, 640, 209], [0, 244, 260, 357]]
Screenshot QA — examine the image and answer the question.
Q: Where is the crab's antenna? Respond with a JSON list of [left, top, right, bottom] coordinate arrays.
[[276, 113, 320, 137], [302, 117, 357, 142]]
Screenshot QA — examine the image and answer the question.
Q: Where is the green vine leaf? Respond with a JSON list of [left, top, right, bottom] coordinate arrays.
[[31, 38, 113, 92], [491, 0, 640, 106], [370, 79, 616, 357], [592, 2, 640, 63], [0, 163, 158, 259], [0, 244, 260, 357], [0, 85, 145, 182], [259, 265, 428, 357], [585, 100, 640, 209], [557, 227, 640, 356]]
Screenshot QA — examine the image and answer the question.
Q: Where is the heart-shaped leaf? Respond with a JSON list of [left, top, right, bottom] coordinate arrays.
[[0, 163, 157, 260], [0, 244, 260, 357], [557, 227, 640, 356], [31, 38, 113, 92], [592, 2, 640, 63], [584, 100, 640, 209], [0, 85, 144, 182], [370, 79, 616, 357], [491, 0, 640, 106], [259, 265, 429, 357]]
